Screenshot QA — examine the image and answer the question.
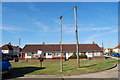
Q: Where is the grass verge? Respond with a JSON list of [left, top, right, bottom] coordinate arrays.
[[10, 59, 118, 75]]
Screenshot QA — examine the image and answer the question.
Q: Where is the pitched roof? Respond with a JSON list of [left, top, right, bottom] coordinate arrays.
[[2, 44, 13, 50], [114, 44, 120, 49], [21, 44, 102, 53], [2, 43, 21, 50]]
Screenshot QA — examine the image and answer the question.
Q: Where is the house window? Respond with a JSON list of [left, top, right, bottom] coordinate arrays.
[[68, 53, 72, 56], [54, 53, 60, 56], [34, 54, 40, 57], [48, 53, 52, 55], [27, 53, 31, 56], [88, 52, 92, 55], [94, 52, 100, 56]]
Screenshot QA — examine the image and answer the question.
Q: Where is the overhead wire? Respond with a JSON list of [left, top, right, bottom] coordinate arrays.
[[2, 5, 73, 7]]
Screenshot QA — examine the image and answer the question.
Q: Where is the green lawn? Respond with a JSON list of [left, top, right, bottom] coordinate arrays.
[[10, 59, 118, 75]]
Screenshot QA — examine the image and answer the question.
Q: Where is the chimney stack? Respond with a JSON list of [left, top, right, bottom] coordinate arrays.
[[8, 42, 11, 45], [92, 41, 95, 44], [42, 42, 45, 44]]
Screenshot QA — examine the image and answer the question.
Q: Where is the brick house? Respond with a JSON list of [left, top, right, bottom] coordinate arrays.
[[20, 43, 104, 60], [2, 42, 21, 56]]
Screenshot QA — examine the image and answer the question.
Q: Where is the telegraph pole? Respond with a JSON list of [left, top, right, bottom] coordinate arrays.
[[18, 38, 21, 57], [19, 38, 20, 47], [74, 5, 80, 68], [60, 16, 63, 72], [102, 42, 104, 54]]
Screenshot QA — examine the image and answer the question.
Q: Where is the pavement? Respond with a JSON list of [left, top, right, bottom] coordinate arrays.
[[104, 55, 120, 60]]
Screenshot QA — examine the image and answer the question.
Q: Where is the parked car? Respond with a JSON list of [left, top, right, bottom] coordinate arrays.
[[112, 53, 120, 57], [106, 53, 120, 57], [0, 51, 12, 75]]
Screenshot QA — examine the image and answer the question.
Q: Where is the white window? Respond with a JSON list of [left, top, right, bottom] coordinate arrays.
[[94, 52, 100, 56], [34, 54, 40, 57], [54, 53, 60, 56], [88, 52, 92, 55], [27, 53, 31, 56], [68, 53, 72, 56]]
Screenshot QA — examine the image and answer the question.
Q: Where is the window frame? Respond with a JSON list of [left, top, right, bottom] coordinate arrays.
[[27, 53, 32, 56], [94, 52, 100, 56], [54, 53, 60, 56]]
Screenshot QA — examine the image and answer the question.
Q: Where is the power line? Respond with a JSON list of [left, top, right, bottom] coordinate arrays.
[[61, 7, 73, 17], [2, 5, 73, 7]]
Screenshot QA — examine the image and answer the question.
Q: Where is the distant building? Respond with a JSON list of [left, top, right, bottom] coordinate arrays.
[[104, 48, 113, 53], [20, 43, 104, 60], [1, 42, 21, 56], [113, 44, 120, 53]]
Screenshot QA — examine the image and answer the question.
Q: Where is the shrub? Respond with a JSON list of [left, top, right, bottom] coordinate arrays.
[[79, 54, 87, 58], [69, 53, 77, 59]]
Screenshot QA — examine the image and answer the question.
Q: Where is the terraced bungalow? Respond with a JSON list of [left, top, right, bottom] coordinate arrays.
[[20, 42, 105, 61]]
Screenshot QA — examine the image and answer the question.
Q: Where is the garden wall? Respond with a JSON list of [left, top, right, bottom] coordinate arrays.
[[68, 58, 89, 61], [14, 58, 65, 62], [13, 57, 105, 62]]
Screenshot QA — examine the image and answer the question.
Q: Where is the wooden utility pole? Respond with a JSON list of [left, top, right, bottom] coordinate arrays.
[[60, 16, 63, 72], [102, 42, 104, 54], [102, 42, 104, 49], [74, 5, 80, 68], [19, 38, 20, 47], [18, 38, 21, 58]]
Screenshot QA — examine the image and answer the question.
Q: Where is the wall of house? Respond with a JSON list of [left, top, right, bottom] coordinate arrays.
[[66, 52, 72, 59], [86, 52, 92, 57], [104, 49, 109, 53], [45, 53, 52, 58], [113, 48, 120, 53], [92, 51, 103, 57], [25, 53, 32, 58], [2, 50, 9, 54], [2, 50, 14, 55], [13, 48, 20, 56], [37, 50, 42, 54]]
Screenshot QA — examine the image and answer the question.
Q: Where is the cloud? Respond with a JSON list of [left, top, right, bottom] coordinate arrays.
[[54, 19, 116, 34], [34, 21, 49, 32], [85, 28, 117, 43], [0, 26, 15, 31], [0, 25, 33, 32], [79, 27, 114, 31], [33, 20, 60, 33], [62, 24, 116, 34]]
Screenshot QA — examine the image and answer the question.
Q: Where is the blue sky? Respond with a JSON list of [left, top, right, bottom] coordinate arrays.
[[2, 2, 118, 48]]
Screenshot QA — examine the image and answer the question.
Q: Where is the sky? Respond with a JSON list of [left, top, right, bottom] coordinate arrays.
[[1, 2, 118, 48]]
